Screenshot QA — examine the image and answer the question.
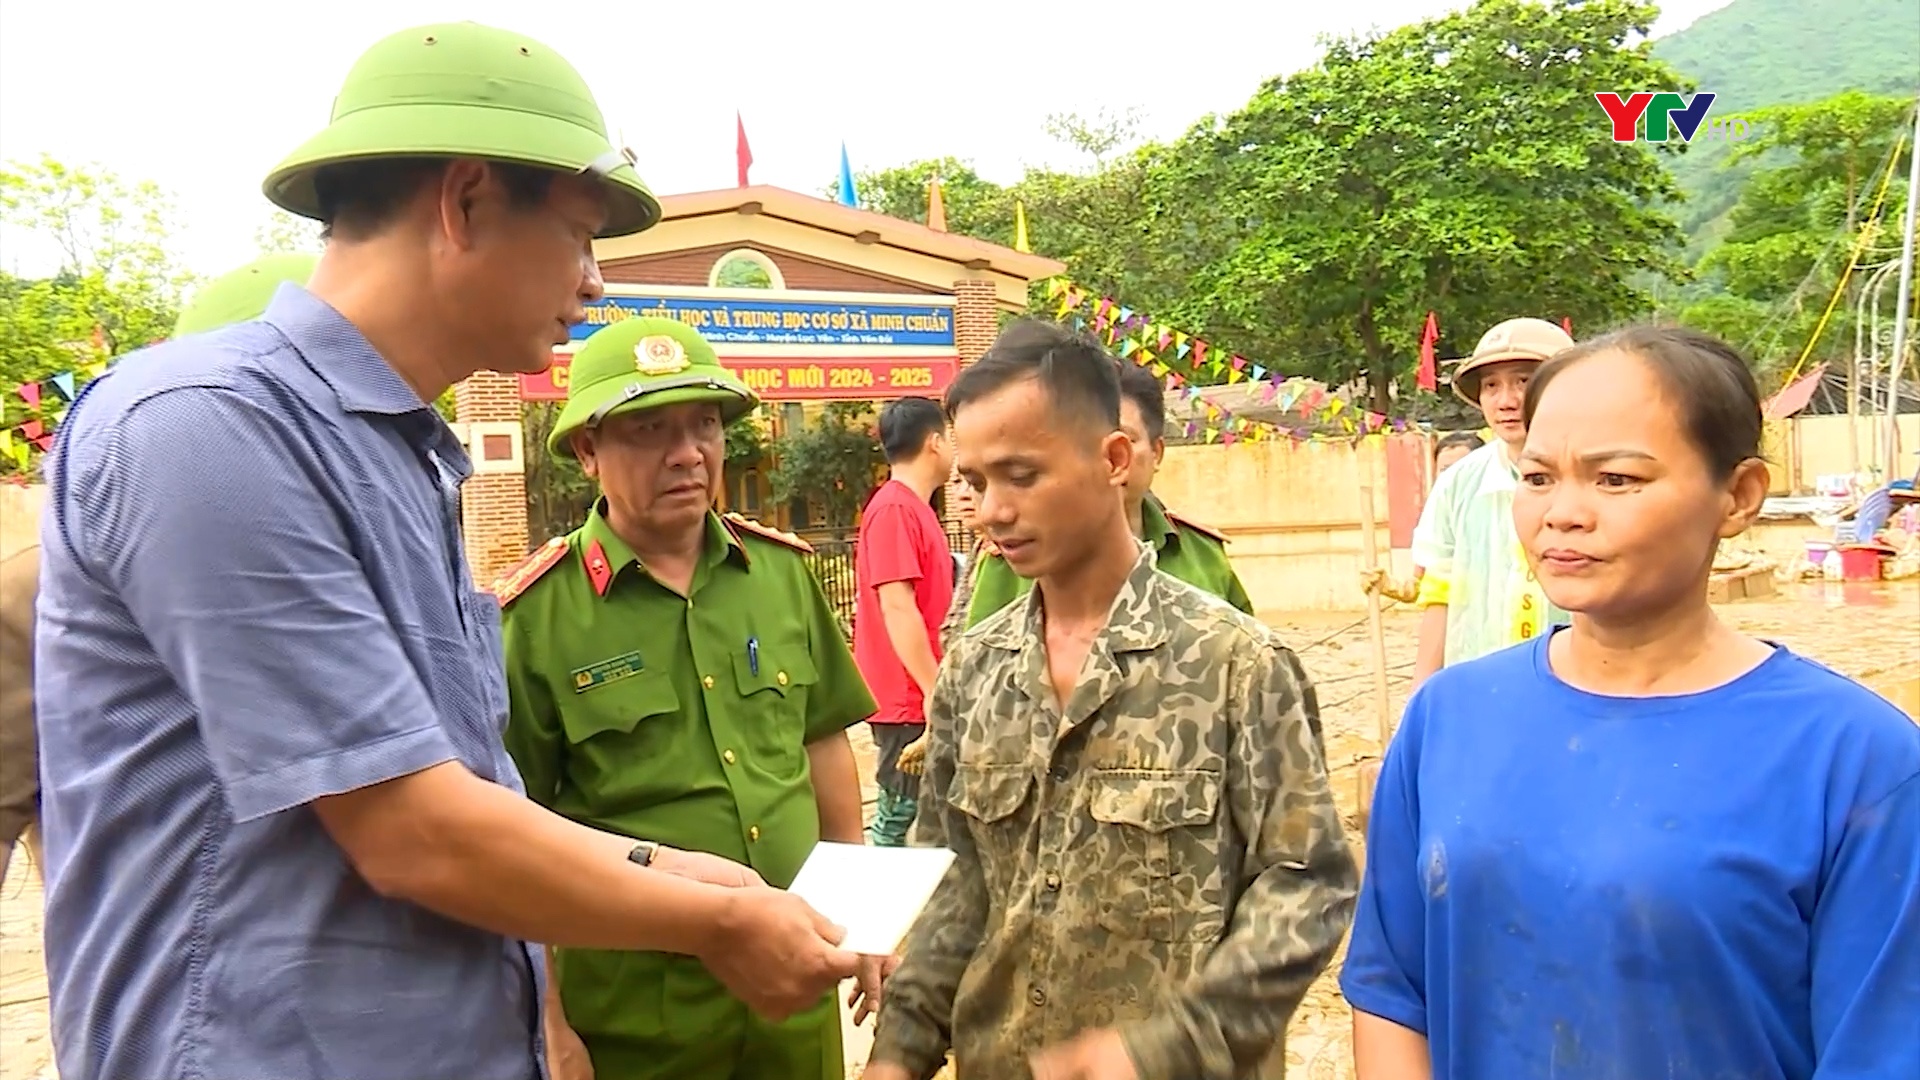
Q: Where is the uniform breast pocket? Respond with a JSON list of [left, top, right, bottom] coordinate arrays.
[[731, 641, 817, 774], [948, 763, 1033, 892], [560, 672, 681, 806], [1082, 768, 1223, 943]]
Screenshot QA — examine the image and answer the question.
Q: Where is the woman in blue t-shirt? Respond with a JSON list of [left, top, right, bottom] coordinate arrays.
[[1342, 326, 1919, 1079]]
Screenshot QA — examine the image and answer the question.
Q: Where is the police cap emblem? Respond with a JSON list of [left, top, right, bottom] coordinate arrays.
[[634, 335, 690, 376]]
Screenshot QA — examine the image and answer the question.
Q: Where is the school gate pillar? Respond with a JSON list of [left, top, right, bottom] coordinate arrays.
[[944, 278, 999, 537], [454, 371, 531, 588]]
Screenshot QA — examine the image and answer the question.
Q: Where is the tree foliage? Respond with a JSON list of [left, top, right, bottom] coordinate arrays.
[[1165, 0, 1690, 410], [1673, 91, 1913, 377], [834, 157, 1008, 241], [0, 155, 194, 475], [769, 402, 883, 534], [0, 155, 192, 369], [841, 1, 1714, 414]]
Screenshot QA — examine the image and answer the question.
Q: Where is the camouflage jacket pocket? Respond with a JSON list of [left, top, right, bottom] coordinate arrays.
[[949, 763, 1034, 896], [1084, 768, 1223, 942]]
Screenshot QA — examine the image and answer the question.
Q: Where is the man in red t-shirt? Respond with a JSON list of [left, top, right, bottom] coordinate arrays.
[[853, 397, 954, 846]]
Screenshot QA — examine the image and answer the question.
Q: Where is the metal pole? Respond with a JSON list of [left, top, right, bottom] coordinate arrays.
[[1868, 261, 1900, 467], [1883, 100, 1920, 482], [1851, 261, 1893, 472]]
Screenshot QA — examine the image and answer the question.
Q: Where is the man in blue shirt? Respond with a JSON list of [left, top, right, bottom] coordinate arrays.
[[36, 23, 857, 1080]]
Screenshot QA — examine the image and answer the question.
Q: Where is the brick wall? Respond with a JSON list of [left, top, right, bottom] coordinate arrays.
[[943, 278, 1001, 539], [455, 372, 531, 587]]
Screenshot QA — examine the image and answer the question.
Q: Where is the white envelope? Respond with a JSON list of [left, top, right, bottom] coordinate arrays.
[[786, 841, 957, 956]]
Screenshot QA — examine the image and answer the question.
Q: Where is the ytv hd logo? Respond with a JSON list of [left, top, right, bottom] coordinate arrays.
[[1594, 92, 1752, 143]]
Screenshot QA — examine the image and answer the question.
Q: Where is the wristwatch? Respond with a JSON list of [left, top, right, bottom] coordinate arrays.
[[627, 840, 659, 868]]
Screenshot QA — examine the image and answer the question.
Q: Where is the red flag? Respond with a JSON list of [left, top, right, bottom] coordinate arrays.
[[735, 112, 753, 188], [1562, 316, 1574, 336], [1417, 311, 1439, 391]]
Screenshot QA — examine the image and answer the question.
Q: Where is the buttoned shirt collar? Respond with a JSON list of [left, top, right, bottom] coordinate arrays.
[[581, 501, 746, 596], [264, 284, 438, 418]]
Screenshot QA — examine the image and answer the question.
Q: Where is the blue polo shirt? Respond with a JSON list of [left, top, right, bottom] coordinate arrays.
[[36, 285, 545, 1080], [1342, 634, 1920, 1079]]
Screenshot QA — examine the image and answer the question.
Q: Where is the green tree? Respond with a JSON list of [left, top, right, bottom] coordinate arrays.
[[1008, 112, 1202, 321], [0, 156, 193, 475], [1676, 91, 1913, 375], [831, 157, 1009, 241], [769, 402, 883, 535], [1162, 0, 1691, 410]]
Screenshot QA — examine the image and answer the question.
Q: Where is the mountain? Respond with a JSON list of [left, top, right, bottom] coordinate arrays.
[[1654, 0, 1918, 114], [1652, 0, 1918, 247]]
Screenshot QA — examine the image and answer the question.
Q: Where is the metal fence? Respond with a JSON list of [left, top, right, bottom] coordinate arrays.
[[802, 539, 859, 640], [800, 522, 973, 642]]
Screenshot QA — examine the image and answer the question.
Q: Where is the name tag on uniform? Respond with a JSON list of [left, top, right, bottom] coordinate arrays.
[[571, 651, 644, 693]]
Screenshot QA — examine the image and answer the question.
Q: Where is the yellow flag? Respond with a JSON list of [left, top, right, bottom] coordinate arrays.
[[927, 177, 948, 232], [1014, 200, 1031, 253]]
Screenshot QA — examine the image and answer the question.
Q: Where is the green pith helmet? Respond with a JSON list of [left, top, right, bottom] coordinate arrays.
[[262, 22, 659, 238], [549, 318, 758, 458], [173, 253, 318, 336]]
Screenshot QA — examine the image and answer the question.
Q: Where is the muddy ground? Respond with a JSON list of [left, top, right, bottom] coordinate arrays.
[[4, 582, 1916, 1080]]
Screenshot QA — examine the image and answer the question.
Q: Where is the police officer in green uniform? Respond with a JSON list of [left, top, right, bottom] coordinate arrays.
[[497, 316, 880, 1080], [964, 328, 1254, 626]]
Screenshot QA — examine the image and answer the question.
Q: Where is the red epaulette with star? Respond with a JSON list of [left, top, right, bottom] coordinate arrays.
[[722, 512, 814, 554], [1164, 507, 1230, 545], [489, 537, 570, 605]]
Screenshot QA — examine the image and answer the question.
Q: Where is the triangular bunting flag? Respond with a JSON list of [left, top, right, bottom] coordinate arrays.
[[50, 372, 77, 402], [18, 382, 41, 408]]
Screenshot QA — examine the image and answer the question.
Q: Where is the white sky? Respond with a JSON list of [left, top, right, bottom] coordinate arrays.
[[0, 0, 1732, 279]]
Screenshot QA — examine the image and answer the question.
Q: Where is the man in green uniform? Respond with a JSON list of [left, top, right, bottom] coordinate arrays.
[[964, 324, 1254, 625], [0, 252, 315, 892], [499, 316, 880, 1080]]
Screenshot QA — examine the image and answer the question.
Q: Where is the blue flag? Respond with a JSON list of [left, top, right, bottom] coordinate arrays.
[[838, 144, 859, 208]]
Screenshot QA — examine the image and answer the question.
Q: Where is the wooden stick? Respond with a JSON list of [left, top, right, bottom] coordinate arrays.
[[1358, 471, 1394, 749]]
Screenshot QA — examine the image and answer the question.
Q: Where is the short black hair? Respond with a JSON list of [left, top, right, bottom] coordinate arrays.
[[1112, 355, 1166, 441], [313, 157, 559, 240], [877, 396, 946, 463], [1524, 325, 1761, 481], [1435, 431, 1484, 459], [945, 320, 1120, 434]]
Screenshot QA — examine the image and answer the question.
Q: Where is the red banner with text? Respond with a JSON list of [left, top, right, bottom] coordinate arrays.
[[520, 354, 959, 403]]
